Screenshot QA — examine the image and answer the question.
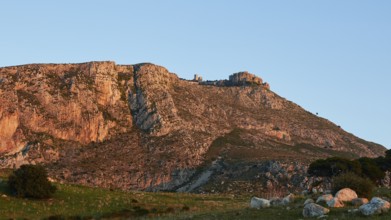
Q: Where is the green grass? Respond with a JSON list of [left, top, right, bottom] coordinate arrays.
[[1, 168, 391, 219], [0, 173, 247, 219]]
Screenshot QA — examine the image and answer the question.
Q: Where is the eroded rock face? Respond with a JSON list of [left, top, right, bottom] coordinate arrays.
[[129, 64, 180, 136], [0, 61, 387, 192], [0, 62, 133, 153]]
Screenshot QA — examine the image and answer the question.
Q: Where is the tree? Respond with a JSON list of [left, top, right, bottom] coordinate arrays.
[[8, 164, 56, 199]]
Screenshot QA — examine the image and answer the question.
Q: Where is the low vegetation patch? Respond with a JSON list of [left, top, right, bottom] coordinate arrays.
[[308, 149, 391, 184], [8, 164, 56, 199], [332, 172, 375, 198]]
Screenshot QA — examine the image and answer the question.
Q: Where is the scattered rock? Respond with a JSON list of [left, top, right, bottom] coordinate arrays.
[[316, 194, 333, 203], [304, 199, 314, 205], [359, 197, 390, 216], [335, 188, 357, 202], [303, 203, 330, 218], [1, 194, 7, 198], [250, 197, 270, 209], [282, 193, 295, 205], [270, 197, 284, 206], [351, 198, 368, 206], [348, 209, 359, 213], [327, 197, 344, 208]]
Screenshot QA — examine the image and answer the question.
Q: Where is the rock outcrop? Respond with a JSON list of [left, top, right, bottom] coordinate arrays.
[[0, 61, 386, 192]]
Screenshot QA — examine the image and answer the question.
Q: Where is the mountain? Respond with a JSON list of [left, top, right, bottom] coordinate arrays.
[[0, 61, 385, 193]]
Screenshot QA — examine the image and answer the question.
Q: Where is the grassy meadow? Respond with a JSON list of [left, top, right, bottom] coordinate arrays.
[[1, 169, 391, 219]]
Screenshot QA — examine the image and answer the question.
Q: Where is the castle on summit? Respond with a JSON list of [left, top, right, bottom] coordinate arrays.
[[193, 74, 203, 82], [228, 71, 263, 86], [193, 71, 268, 88]]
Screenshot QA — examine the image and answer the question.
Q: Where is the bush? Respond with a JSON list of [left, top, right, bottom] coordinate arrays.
[[357, 157, 385, 183], [374, 155, 391, 172], [308, 157, 361, 177], [8, 164, 56, 199], [332, 172, 375, 198]]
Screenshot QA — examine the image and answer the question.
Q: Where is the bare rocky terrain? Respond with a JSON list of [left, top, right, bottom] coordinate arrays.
[[0, 61, 385, 193]]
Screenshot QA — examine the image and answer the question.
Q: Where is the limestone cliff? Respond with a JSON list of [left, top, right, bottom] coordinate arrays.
[[0, 61, 386, 192]]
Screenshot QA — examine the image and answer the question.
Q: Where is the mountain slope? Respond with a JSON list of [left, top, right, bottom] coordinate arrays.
[[0, 61, 385, 192]]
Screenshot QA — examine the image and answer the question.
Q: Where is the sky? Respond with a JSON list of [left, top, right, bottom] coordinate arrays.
[[0, 0, 390, 149]]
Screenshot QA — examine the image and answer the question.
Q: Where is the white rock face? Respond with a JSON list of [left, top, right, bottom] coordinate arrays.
[[250, 197, 271, 209], [335, 188, 358, 202], [303, 203, 330, 218], [359, 197, 390, 216], [327, 197, 344, 208], [316, 194, 333, 203]]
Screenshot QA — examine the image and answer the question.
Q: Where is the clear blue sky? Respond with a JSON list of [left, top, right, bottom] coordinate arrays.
[[1, 0, 390, 149]]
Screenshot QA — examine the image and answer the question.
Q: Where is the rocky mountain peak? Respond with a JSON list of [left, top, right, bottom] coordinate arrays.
[[0, 61, 386, 192]]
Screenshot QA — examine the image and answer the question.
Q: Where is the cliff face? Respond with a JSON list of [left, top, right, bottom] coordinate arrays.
[[0, 61, 386, 192]]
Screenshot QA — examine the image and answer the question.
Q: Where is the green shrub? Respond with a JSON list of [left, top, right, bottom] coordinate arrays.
[[357, 157, 385, 183], [332, 172, 375, 198], [308, 157, 361, 177], [8, 164, 56, 199]]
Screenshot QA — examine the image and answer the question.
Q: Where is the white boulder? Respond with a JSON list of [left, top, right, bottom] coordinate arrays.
[[304, 198, 314, 205], [282, 193, 295, 205], [316, 194, 333, 203], [303, 203, 330, 218], [335, 188, 358, 202], [250, 197, 270, 209], [359, 197, 390, 216], [326, 197, 344, 208]]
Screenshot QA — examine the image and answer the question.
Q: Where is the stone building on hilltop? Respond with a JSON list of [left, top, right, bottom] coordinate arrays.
[[195, 71, 268, 88], [228, 71, 263, 86], [194, 74, 203, 82]]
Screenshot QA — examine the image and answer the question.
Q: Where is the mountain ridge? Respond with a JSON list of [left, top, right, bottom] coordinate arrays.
[[0, 61, 385, 193]]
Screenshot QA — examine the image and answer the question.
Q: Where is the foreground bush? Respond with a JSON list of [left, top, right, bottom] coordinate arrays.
[[332, 172, 374, 198], [8, 164, 56, 199]]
